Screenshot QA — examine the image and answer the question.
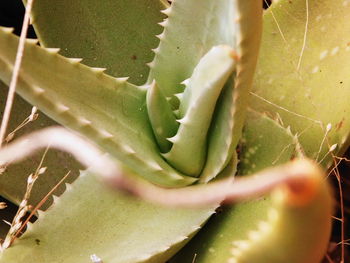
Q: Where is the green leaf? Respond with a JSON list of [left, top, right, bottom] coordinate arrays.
[[0, 27, 195, 187], [200, 0, 263, 182], [0, 171, 215, 263], [146, 81, 179, 153], [170, 111, 332, 263], [147, 0, 238, 100], [199, 76, 237, 182], [28, 0, 167, 85], [252, 0, 350, 165], [0, 0, 168, 205], [149, 0, 262, 179], [163, 45, 236, 176]]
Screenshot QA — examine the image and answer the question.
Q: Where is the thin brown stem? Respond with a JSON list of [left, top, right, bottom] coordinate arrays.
[[11, 171, 71, 245], [0, 0, 34, 148]]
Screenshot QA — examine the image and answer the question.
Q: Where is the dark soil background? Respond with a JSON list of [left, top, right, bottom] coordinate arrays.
[[0, 0, 36, 38], [0, 0, 349, 262], [327, 150, 350, 263]]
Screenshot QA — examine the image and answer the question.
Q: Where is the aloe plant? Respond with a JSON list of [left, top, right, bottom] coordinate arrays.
[[0, 0, 349, 262]]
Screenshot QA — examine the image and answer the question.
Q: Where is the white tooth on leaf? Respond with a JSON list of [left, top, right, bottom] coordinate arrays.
[[176, 117, 185, 124], [45, 48, 60, 54], [120, 144, 136, 155], [166, 134, 178, 144], [1, 27, 14, 33], [155, 32, 165, 40], [151, 47, 160, 53], [232, 241, 250, 251], [36, 210, 46, 219], [174, 92, 184, 101], [25, 222, 33, 232], [97, 129, 113, 139], [158, 20, 168, 27], [147, 161, 163, 171], [146, 61, 155, 68], [77, 117, 92, 126], [181, 78, 190, 86], [55, 103, 69, 113], [32, 85, 45, 94], [178, 114, 190, 124], [161, 152, 171, 159], [68, 58, 83, 64], [26, 38, 39, 45], [160, 8, 171, 15], [52, 195, 59, 203], [115, 77, 129, 82], [91, 67, 106, 73], [65, 183, 73, 192]]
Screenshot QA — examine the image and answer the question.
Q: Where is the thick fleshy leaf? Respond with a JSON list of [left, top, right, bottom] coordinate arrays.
[[149, 0, 263, 180], [200, 0, 263, 182], [252, 0, 350, 165], [170, 111, 332, 263], [146, 81, 179, 153], [0, 0, 167, 204], [29, 0, 167, 85], [147, 0, 238, 100], [0, 27, 195, 187], [199, 77, 236, 181], [163, 45, 236, 176], [0, 171, 215, 263]]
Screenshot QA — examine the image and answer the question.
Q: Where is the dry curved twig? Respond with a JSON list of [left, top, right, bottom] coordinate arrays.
[[0, 126, 322, 208]]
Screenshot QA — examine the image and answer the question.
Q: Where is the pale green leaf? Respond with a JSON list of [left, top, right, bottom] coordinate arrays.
[[0, 171, 215, 263], [147, 0, 238, 100], [163, 45, 236, 176], [200, 0, 263, 182], [146, 81, 179, 153], [252, 0, 350, 165], [0, 28, 195, 187], [171, 111, 332, 263], [29, 0, 167, 85]]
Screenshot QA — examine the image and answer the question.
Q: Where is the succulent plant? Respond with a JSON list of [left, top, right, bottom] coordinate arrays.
[[0, 0, 349, 262]]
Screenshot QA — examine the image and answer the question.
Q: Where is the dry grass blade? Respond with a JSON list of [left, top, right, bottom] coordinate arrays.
[[11, 171, 71, 245], [0, 0, 34, 148], [1, 145, 48, 250], [0, 107, 38, 175]]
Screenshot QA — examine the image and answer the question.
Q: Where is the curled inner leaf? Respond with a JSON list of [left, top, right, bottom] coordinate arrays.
[[160, 45, 237, 176], [146, 80, 179, 153]]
